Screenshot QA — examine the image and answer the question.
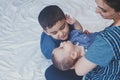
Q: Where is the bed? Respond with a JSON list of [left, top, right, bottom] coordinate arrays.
[[0, 0, 112, 80]]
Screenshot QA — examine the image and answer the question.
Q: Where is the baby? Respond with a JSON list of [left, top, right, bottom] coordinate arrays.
[[52, 30, 98, 71]]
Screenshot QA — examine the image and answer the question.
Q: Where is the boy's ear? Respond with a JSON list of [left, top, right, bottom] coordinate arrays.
[[43, 30, 50, 35], [70, 52, 77, 60]]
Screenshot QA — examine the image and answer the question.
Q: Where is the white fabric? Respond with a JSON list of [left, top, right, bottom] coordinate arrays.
[[0, 0, 112, 80]]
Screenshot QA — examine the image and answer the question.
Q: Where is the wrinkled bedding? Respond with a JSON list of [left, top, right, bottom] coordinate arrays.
[[0, 0, 112, 80]]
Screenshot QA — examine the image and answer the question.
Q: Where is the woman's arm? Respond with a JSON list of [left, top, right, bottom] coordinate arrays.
[[74, 56, 97, 76]]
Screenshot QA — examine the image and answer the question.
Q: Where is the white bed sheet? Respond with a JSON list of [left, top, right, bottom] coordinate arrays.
[[0, 0, 112, 80]]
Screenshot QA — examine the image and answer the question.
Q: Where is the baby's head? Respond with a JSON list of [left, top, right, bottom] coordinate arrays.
[[52, 41, 80, 71]]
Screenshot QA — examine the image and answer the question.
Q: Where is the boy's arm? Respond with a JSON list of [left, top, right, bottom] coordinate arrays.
[[66, 15, 83, 31], [74, 56, 97, 76], [40, 32, 58, 59], [74, 20, 83, 31]]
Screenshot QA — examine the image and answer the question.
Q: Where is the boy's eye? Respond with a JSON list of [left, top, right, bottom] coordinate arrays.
[[51, 31, 57, 35], [60, 23, 65, 30]]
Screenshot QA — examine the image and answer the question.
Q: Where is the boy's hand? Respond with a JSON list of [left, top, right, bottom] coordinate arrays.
[[65, 14, 76, 24], [65, 14, 83, 31]]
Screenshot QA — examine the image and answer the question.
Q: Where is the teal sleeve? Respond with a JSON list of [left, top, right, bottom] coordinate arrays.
[[40, 32, 60, 59], [85, 35, 114, 67]]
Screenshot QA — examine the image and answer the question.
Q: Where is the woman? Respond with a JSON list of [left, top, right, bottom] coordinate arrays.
[[45, 0, 120, 80]]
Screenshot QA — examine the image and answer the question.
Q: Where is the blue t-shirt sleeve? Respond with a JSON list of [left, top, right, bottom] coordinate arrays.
[[40, 32, 59, 59], [85, 35, 114, 67]]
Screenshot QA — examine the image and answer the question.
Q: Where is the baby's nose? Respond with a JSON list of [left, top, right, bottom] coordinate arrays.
[[60, 42, 64, 47]]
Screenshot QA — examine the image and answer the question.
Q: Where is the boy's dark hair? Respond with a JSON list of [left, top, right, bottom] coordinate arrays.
[[38, 5, 66, 30]]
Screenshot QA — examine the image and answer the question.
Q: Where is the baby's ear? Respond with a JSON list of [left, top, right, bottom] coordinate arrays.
[[70, 52, 77, 59]]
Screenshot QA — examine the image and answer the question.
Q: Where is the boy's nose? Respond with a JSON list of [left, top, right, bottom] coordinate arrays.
[[58, 31, 64, 38]]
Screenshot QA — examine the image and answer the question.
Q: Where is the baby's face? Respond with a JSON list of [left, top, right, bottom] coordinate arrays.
[[53, 41, 76, 58]]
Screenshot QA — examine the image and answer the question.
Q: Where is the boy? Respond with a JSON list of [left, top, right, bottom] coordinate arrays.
[[52, 30, 98, 71], [38, 5, 83, 59]]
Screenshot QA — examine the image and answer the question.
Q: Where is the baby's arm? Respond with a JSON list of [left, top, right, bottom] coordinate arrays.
[[74, 56, 97, 76], [66, 15, 83, 31]]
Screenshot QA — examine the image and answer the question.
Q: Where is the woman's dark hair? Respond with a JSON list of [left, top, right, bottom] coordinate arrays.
[[38, 5, 66, 30], [103, 0, 120, 12]]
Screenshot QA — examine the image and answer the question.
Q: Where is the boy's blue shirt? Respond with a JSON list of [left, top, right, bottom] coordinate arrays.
[[40, 24, 74, 59]]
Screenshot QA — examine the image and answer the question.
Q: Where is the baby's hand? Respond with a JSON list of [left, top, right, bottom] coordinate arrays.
[[83, 30, 91, 34], [65, 14, 76, 24]]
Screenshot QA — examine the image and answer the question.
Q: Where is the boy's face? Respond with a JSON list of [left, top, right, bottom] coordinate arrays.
[[45, 19, 69, 40]]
